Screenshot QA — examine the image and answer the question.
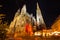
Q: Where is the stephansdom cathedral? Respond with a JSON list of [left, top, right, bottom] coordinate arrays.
[[7, 3, 46, 37]]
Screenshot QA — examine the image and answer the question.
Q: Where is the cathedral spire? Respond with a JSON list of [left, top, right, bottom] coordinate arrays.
[[36, 2, 45, 25], [21, 4, 26, 14]]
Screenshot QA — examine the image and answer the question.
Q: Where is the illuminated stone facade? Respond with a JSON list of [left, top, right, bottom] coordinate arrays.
[[51, 15, 60, 32]]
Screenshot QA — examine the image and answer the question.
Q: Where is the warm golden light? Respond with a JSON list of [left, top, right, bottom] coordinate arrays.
[[34, 32, 41, 36]]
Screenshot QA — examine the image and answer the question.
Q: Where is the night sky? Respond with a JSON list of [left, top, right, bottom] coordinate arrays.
[[0, 0, 60, 28]]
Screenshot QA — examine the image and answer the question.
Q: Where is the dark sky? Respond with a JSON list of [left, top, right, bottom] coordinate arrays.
[[0, 0, 60, 27]]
